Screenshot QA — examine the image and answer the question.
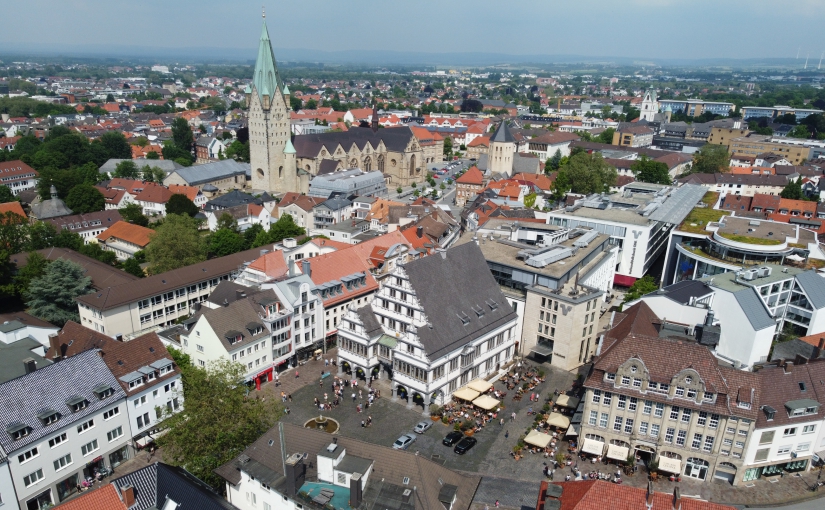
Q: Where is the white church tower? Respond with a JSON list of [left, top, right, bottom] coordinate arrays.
[[639, 88, 659, 122], [247, 10, 298, 193]]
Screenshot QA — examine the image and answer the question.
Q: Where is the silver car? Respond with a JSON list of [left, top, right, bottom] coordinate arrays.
[[392, 433, 416, 450], [414, 421, 432, 434]]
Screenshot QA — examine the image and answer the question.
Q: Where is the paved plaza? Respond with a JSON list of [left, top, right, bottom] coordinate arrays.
[[253, 351, 825, 509]]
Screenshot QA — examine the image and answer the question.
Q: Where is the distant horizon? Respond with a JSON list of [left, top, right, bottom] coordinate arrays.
[[3, 0, 825, 68]]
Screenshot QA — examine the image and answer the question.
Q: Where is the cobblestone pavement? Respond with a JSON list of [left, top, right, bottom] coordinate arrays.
[[256, 352, 825, 508]]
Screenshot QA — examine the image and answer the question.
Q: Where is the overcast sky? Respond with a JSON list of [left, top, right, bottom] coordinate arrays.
[[4, 0, 825, 62]]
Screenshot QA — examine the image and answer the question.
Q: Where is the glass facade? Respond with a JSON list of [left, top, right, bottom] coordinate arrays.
[[109, 445, 130, 468]]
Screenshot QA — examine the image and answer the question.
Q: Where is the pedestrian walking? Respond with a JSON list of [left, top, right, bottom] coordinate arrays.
[[511, 411, 516, 421], [361, 420, 365, 427], [295, 370, 299, 379], [505, 430, 509, 438], [288, 394, 292, 402], [324, 393, 328, 401], [352, 392, 356, 402], [325, 359, 329, 366], [500, 418, 504, 426], [359, 390, 363, 399], [495, 500, 500, 508]]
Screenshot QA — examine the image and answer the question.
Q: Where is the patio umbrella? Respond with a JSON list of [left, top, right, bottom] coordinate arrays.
[[467, 379, 493, 393], [555, 394, 580, 409], [452, 387, 481, 402], [472, 394, 500, 410], [524, 430, 552, 448], [545, 412, 570, 429]]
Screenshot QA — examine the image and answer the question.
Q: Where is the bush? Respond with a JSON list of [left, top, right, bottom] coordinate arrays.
[[538, 370, 545, 378], [453, 423, 461, 431], [441, 415, 449, 424], [542, 404, 551, 413], [429, 404, 442, 416], [460, 419, 474, 431]]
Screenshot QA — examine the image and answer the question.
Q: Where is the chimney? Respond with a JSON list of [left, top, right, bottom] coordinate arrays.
[[350, 472, 363, 507], [645, 481, 654, 510], [121, 484, 136, 507], [223, 298, 229, 307], [672, 487, 681, 510], [288, 259, 296, 277], [302, 260, 311, 278], [48, 333, 61, 359], [704, 310, 715, 326], [416, 225, 423, 238], [23, 358, 37, 374], [284, 453, 306, 497], [236, 289, 246, 301], [784, 361, 794, 374], [795, 354, 808, 366]]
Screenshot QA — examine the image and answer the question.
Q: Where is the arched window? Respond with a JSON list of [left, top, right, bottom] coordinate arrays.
[[363, 156, 372, 172], [257, 168, 265, 178], [378, 155, 385, 171], [279, 166, 283, 178], [409, 155, 416, 176], [350, 158, 358, 168]]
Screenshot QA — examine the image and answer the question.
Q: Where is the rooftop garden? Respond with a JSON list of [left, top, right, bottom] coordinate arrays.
[[716, 232, 783, 246], [678, 192, 729, 235]]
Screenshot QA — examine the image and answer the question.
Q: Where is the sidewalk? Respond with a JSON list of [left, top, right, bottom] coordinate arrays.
[[256, 348, 339, 401]]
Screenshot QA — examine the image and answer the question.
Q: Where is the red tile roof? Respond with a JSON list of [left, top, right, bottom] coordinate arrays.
[[456, 166, 484, 185], [134, 183, 174, 204], [54, 483, 127, 510], [548, 481, 734, 510], [167, 184, 201, 202], [248, 251, 288, 279], [0, 201, 27, 219], [96, 220, 154, 247], [304, 248, 378, 307]]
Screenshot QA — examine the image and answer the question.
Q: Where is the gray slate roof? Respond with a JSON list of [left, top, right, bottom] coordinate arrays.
[[292, 126, 415, 159], [403, 242, 518, 359], [490, 122, 515, 143], [30, 196, 73, 220], [199, 294, 272, 351], [732, 289, 776, 331], [769, 338, 825, 362], [356, 303, 383, 338], [0, 349, 126, 454], [0, 337, 53, 385], [111, 462, 235, 510], [795, 270, 825, 310], [166, 159, 249, 186], [655, 279, 714, 305], [205, 190, 262, 211]]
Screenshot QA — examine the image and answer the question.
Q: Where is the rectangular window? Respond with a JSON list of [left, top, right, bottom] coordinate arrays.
[[103, 406, 120, 420], [107, 426, 123, 442], [650, 424, 660, 438], [17, 447, 38, 464], [776, 445, 792, 455], [23, 469, 44, 487], [735, 441, 745, 449], [665, 428, 675, 443], [606, 373, 616, 381], [759, 430, 775, 445], [53, 453, 73, 471], [703, 436, 714, 452], [697, 411, 707, 426], [681, 409, 692, 423], [633, 378, 642, 388], [617, 395, 626, 410], [628, 397, 637, 412], [784, 427, 797, 437], [81, 439, 99, 456], [603, 392, 612, 406], [669, 406, 680, 420], [803, 425, 816, 434], [624, 418, 634, 434], [643, 400, 652, 415], [621, 375, 630, 385], [691, 433, 702, 449], [709, 414, 719, 429], [614, 416, 623, 431], [49, 432, 67, 448], [77, 419, 94, 434], [797, 442, 811, 452], [599, 413, 608, 428], [589, 411, 598, 426], [654, 403, 664, 418], [676, 430, 687, 447], [755, 448, 769, 462], [592, 389, 601, 404], [639, 422, 649, 435]]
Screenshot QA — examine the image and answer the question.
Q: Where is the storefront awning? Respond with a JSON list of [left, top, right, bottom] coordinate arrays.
[[658, 457, 682, 474], [613, 274, 637, 287], [555, 394, 580, 409], [566, 423, 580, 437], [378, 335, 398, 348], [571, 412, 583, 424], [582, 438, 605, 456], [472, 395, 500, 410], [530, 342, 554, 356], [524, 430, 553, 448], [467, 379, 493, 393], [606, 444, 630, 462], [452, 387, 481, 401], [545, 412, 570, 429]]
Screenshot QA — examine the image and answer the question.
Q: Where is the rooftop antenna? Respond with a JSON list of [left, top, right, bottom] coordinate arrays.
[[262, 5, 265, 18]]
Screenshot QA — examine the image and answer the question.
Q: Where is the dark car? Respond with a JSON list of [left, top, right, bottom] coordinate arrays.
[[454, 436, 477, 454], [443, 431, 464, 446]]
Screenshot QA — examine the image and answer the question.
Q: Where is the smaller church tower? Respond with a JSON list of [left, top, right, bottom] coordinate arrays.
[[371, 103, 379, 132], [488, 121, 516, 177], [640, 88, 659, 122]]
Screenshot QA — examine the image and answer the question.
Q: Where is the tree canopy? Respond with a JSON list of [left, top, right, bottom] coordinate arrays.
[[780, 178, 805, 200], [166, 193, 199, 217], [552, 151, 617, 198], [209, 228, 245, 258], [26, 258, 93, 326], [268, 214, 306, 244], [691, 144, 730, 174], [631, 156, 671, 185], [158, 349, 283, 490], [119, 203, 149, 227], [64, 183, 105, 213], [145, 214, 207, 274], [622, 275, 659, 304]]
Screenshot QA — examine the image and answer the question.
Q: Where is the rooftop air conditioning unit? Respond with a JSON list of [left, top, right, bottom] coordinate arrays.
[[758, 266, 772, 277], [742, 270, 758, 281]]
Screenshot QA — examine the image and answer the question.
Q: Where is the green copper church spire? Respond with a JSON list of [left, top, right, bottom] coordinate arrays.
[[252, 11, 282, 105]]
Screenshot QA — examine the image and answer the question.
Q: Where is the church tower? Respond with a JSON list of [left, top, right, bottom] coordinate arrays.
[[248, 11, 297, 193], [639, 88, 659, 122], [488, 121, 516, 177]]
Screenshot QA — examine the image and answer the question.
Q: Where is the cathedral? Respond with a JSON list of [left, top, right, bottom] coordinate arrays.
[[248, 16, 428, 194]]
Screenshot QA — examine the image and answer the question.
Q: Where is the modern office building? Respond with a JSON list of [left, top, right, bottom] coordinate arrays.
[[307, 169, 388, 199]]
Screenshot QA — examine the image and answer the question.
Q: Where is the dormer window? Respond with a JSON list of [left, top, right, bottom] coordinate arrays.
[[7, 423, 30, 441], [621, 376, 630, 385], [606, 373, 616, 381], [38, 410, 60, 426], [94, 385, 115, 400], [763, 405, 776, 421], [66, 396, 88, 413]]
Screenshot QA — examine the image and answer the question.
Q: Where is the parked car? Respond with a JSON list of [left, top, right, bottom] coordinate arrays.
[[443, 431, 464, 446], [454, 436, 477, 454], [414, 421, 432, 434], [393, 433, 416, 450]]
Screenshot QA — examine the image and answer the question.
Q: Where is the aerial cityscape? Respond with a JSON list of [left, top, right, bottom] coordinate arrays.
[[3, 2, 825, 510]]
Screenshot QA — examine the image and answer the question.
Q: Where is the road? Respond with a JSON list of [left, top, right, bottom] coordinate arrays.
[[386, 158, 473, 208], [745, 498, 825, 510]]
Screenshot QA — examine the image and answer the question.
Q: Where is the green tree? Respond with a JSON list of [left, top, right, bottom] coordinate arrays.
[[224, 140, 249, 162], [596, 128, 616, 145], [75, 162, 103, 186], [158, 350, 283, 490], [119, 203, 149, 227], [145, 151, 160, 160], [53, 228, 83, 251], [26, 221, 58, 251], [268, 214, 306, 243], [788, 125, 811, 139], [691, 144, 730, 174], [780, 178, 804, 200], [631, 156, 671, 185], [0, 185, 16, 203], [166, 194, 199, 217], [64, 184, 105, 214], [96, 131, 132, 160], [141, 165, 166, 183], [114, 160, 140, 179], [290, 96, 302, 112], [305, 99, 317, 110], [396, 186, 403, 194], [0, 211, 30, 254], [622, 275, 659, 304], [524, 193, 537, 208], [172, 117, 194, 155], [242, 224, 264, 250], [216, 212, 238, 232], [209, 228, 245, 257], [443, 136, 453, 156], [556, 152, 617, 195], [25, 259, 93, 326], [545, 149, 562, 173], [145, 214, 207, 274], [12, 251, 48, 299], [122, 257, 145, 278]]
